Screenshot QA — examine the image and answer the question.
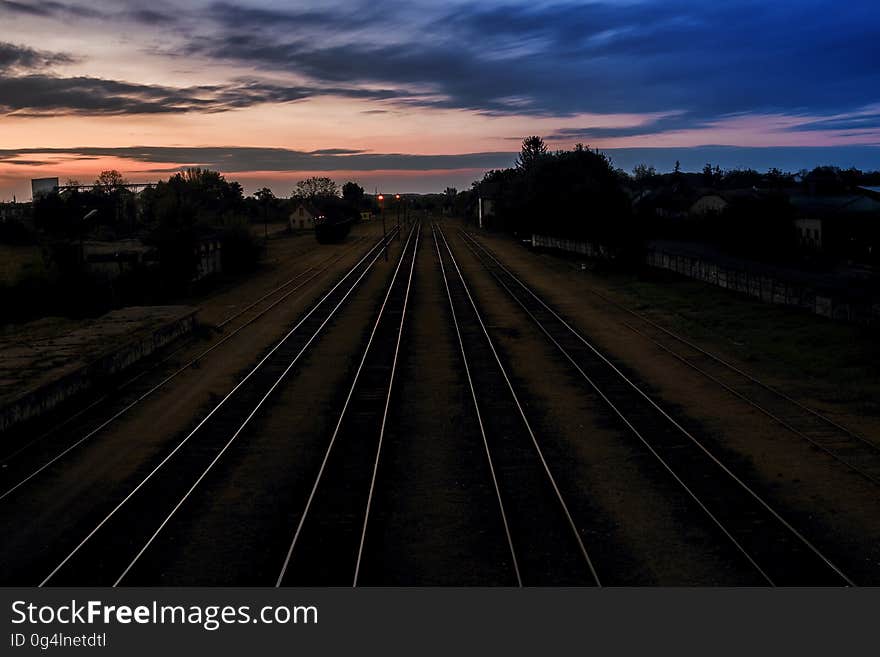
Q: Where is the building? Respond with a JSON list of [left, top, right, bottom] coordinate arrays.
[[689, 193, 728, 216], [194, 236, 222, 281], [794, 217, 823, 250], [634, 186, 697, 220], [31, 177, 59, 199], [289, 203, 315, 231], [476, 182, 498, 228], [790, 192, 880, 262], [82, 239, 156, 277]]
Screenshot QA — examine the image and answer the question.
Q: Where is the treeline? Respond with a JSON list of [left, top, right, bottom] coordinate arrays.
[[2, 170, 372, 324], [467, 137, 880, 266], [465, 137, 637, 258]]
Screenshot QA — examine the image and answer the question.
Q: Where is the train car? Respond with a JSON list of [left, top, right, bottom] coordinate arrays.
[[314, 213, 354, 243]]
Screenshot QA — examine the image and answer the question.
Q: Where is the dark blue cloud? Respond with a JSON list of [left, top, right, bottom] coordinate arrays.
[[0, 41, 76, 71], [0, 38, 411, 116], [0, 146, 518, 172], [182, 1, 879, 125], [3, 0, 879, 138], [3, 145, 878, 179]]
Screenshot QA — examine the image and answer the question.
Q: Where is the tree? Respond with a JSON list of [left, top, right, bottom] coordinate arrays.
[[342, 181, 365, 206], [254, 187, 277, 238], [443, 187, 457, 213], [138, 168, 246, 284], [293, 177, 339, 200], [766, 167, 793, 188], [702, 163, 722, 187], [93, 169, 127, 194], [516, 136, 548, 171], [254, 187, 276, 203], [632, 163, 657, 183]]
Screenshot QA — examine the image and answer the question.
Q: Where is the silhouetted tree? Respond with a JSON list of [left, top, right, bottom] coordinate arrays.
[[633, 163, 657, 183], [516, 136, 548, 171], [722, 168, 762, 189], [702, 163, 722, 187], [93, 170, 127, 194], [253, 187, 277, 237], [342, 181, 365, 206], [293, 177, 339, 200]]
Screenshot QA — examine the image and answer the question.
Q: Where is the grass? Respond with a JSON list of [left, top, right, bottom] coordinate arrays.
[[596, 266, 880, 412], [0, 244, 43, 285]]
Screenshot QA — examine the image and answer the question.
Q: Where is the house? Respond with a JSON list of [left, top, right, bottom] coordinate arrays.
[[82, 239, 156, 277], [634, 186, 697, 220], [789, 192, 880, 261], [794, 217, 823, 250], [476, 182, 498, 228], [194, 236, 222, 281], [689, 194, 728, 216], [688, 188, 766, 218], [289, 203, 315, 231]]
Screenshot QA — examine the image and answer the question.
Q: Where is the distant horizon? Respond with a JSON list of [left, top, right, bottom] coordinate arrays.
[[3, 1, 880, 200], [2, 144, 879, 202]]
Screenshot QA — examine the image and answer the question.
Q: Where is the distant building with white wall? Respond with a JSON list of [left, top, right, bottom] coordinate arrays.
[[289, 203, 315, 231], [31, 177, 59, 199]]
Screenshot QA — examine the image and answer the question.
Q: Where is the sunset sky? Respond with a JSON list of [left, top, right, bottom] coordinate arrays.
[[1, 0, 878, 200]]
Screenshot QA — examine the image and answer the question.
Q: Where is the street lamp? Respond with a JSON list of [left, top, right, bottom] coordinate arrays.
[[395, 194, 401, 240], [378, 194, 387, 261], [81, 208, 98, 264]]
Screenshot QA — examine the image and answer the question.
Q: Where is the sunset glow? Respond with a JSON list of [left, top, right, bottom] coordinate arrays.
[[2, 0, 878, 199]]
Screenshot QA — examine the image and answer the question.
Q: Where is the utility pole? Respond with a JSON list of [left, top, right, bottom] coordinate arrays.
[[378, 194, 387, 261]]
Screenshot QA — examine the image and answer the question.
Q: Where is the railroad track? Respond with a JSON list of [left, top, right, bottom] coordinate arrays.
[[560, 277, 880, 487], [275, 223, 420, 586], [24, 228, 399, 586], [456, 227, 854, 586], [434, 224, 601, 586], [0, 235, 370, 503]]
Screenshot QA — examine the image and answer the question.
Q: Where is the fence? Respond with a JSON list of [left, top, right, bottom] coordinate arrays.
[[530, 234, 619, 260], [532, 234, 880, 325]]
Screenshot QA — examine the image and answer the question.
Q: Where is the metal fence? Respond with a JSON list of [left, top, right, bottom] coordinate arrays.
[[531, 234, 618, 260], [532, 234, 880, 325], [645, 249, 880, 324]]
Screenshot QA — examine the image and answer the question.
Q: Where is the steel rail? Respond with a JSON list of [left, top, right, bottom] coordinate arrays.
[[613, 315, 880, 488], [39, 229, 398, 587], [437, 225, 601, 587], [459, 228, 855, 586], [457, 231, 774, 583], [0, 236, 367, 469], [352, 223, 422, 586], [113, 234, 394, 586], [429, 224, 522, 586], [0, 239, 369, 500], [576, 278, 877, 452], [276, 225, 417, 587]]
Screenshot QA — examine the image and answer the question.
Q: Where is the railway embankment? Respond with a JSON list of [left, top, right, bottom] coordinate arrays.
[[0, 306, 197, 434]]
